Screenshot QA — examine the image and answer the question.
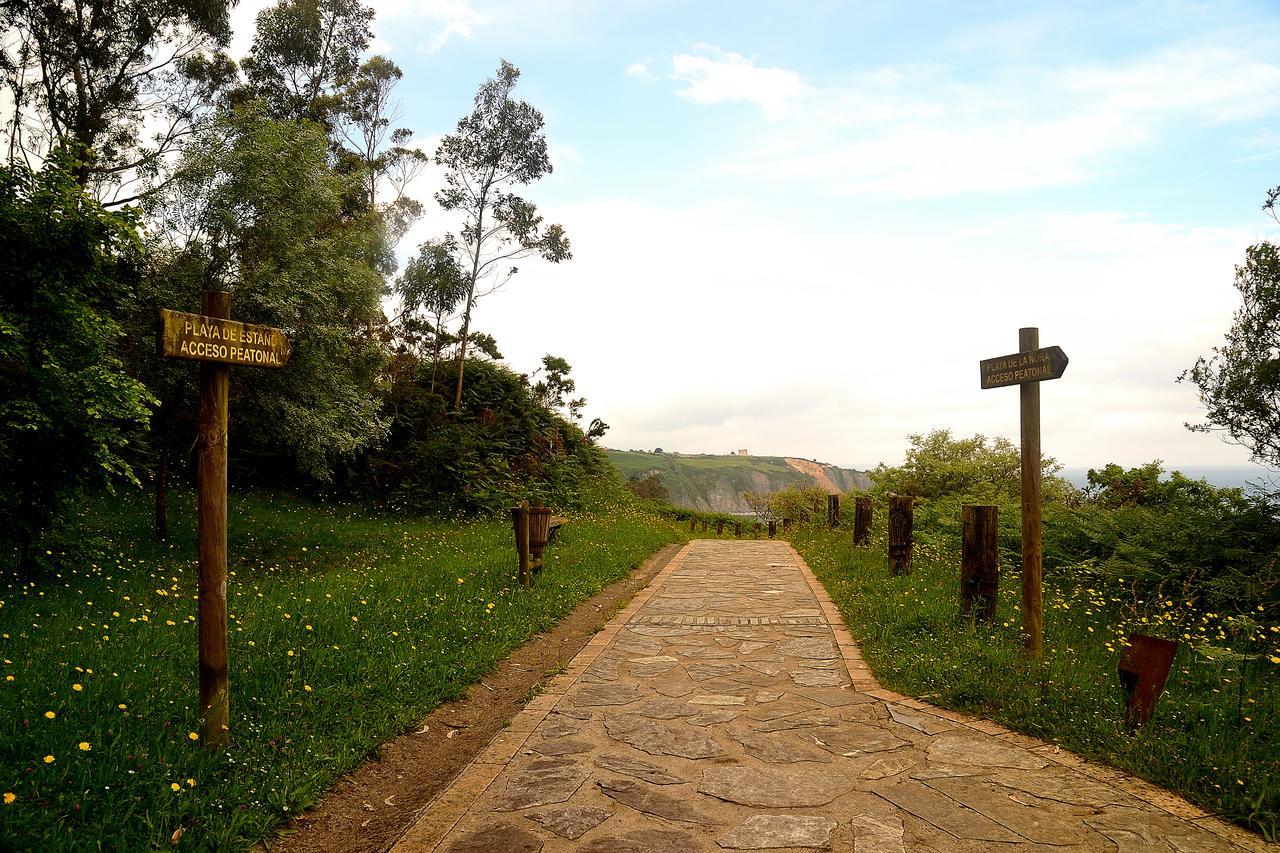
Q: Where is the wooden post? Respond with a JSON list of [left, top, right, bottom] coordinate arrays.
[[715, 520, 724, 535], [701, 519, 708, 532], [1019, 327, 1043, 657], [961, 505, 999, 621], [689, 518, 696, 533], [768, 520, 777, 538], [782, 518, 792, 533], [197, 290, 230, 747], [734, 522, 741, 537], [827, 494, 840, 528], [511, 506, 531, 589], [853, 496, 872, 545], [887, 495, 913, 576]]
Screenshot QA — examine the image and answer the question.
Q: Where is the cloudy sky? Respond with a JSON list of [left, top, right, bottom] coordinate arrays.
[[236, 0, 1280, 469]]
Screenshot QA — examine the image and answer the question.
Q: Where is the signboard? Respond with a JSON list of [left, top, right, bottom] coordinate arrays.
[[158, 308, 291, 368], [979, 346, 1068, 390]]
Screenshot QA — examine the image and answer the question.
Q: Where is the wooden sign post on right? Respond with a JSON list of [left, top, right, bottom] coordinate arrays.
[[979, 328, 1068, 658]]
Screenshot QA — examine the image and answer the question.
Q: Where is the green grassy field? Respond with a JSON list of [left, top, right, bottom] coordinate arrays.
[[606, 450, 840, 510], [791, 525, 1279, 840], [0, 481, 681, 850]]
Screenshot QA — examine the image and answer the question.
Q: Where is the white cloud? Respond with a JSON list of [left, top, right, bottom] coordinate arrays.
[[626, 62, 652, 80], [670, 45, 812, 118], [667, 37, 1280, 197]]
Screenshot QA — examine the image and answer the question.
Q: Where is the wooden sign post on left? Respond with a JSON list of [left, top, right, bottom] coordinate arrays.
[[979, 329, 1068, 659], [159, 292, 291, 746]]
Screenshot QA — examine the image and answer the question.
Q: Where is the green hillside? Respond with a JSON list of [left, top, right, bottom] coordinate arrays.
[[606, 450, 870, 512]]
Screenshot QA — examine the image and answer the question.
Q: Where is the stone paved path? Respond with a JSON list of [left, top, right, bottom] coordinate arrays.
[[393, 541, 1267, 852]]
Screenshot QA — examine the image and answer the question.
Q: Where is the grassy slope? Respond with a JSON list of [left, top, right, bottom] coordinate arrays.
[[0, 482, 681, 850], [791, 526, 1278, 840]]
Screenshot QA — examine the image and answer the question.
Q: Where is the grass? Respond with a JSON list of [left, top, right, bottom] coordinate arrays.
[[791, 524, 1279, 841], [0, 479, 681, 850]]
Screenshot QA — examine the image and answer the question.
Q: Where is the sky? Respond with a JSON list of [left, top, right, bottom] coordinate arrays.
[[233, 0, 1280, 470]]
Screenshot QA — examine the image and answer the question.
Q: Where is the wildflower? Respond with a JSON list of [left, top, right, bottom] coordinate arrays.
[[117, 704, 127, 710], [304, 684, 312, 692], [170, 782, 180, 792], [3, 792, 14, 804], [1270, 656, 1280, 664], [43, 755, 54, 764], [187, 732, 198, 741], [287, 650, 295, 657], [77, 742, 90, 752], [72, 684, 82, 692], [44, 711, 55, 720], [456, 578, 464, 585], [187, 778, 195, 787]]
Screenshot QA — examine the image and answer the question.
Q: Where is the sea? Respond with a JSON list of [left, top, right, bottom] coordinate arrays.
[[1060, 465, 1278, 492]]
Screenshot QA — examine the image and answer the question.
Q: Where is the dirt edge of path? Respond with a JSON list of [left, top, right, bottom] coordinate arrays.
[[263, 541, 684, 853]]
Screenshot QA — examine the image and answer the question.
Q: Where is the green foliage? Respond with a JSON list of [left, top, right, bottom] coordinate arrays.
[[149, 104, 389, 480], [792, 524, 1279, 840], [868, 429, 1072, 503], [366, 357, 608, 513], [626, 473, 669, 503], [0, 485, 680, 850], [1182, 241, 1280, 467], [743, 484, 831, 526], [0, 156, 155, 564]]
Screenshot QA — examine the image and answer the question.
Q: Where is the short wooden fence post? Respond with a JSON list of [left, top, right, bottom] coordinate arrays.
[[961, 505, 999, 621], [716, 520, 724, 535], [782, 518, 792, 533], [828, 494, 840, 528], [768, 520, 777, 538], [690, 518, 696, 532], [734, 522, 741, 537], [888, 495, 914, 576], [853, 497, 872, 545], [510, 506, 531, 589]]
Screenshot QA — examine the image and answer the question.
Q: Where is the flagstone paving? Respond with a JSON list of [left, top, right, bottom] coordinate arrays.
[[393, 540, 1267, 852]]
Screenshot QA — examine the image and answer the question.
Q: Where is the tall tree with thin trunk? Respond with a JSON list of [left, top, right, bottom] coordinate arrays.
[[434, 60, 570, 411]]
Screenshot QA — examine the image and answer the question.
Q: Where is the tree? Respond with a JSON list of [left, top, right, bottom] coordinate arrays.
[[394, 237, 469, 394], [145, 104, 388, 483], [869, 429, 1070, 502], [433, 60, 571, 410], [0, 154, 155, 567], [1, 0, 235, 199], [241, 0, 372, 127], [1181, 241, 1280, 468]]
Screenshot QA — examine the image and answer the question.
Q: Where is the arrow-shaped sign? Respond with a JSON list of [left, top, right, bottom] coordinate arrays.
[[979, 345, 1068, 390]]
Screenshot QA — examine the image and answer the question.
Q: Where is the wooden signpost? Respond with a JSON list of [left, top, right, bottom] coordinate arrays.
[[159, 293, 291, 746], [979, 328, 1068, 658]]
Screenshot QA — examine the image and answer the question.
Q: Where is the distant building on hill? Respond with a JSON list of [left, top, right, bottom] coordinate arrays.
[[737, 449, 749, 456]]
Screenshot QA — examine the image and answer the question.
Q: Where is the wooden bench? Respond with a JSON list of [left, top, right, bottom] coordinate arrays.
[[547, 516, 568, 545]]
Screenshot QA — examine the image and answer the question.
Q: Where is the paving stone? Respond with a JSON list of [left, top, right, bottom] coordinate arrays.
[[688, 708, 743, 726], [597, 777, 716, 825], [790, 669, 848, 687], [926, 776, 1086, 845], [446, 822, 543, 852], [614, 632, 664, 656], [752, 711, 842, 732], [870, 780, 1022, 842], [885, 704, 953, 735], [594, 753, 686, 785], [490, 758, 591, 811], [728, 668, 787, 687], [570, 683, 641, 707], [699, 766, 853, 807], [776, 637, 839, 660], [754, 690, 783, 703], [850, 814, 906, 853], [733, 730, 833, 763], [652, 680, 696, 698], [538, 720, 581, 739], [988, 769, 1136, 808], [523, 806, 613, 840], [531, 737, 592, 756], [584, 656, 622, 681], [687, 662, 743, 680], [715, 814, 838, 849], [794, 687, 872, 707], [681, 646, 739, 660], [807, 723, 908, 756], [743, 660, 786, 676], [577, 828, 698, 853], [689, 693, 747, 706], [1085, 809, 1243, 852], [860, 755, 918, 779], [739, 640, 771, 654], [604, 713, 728, 759], [927, 735, 1051, 770], [628, 697, 699, 719], [747, 700, 819, 721]]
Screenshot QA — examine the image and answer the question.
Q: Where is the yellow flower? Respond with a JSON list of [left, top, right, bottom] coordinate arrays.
[[170, 782, 181, 792], [3, 792, 14, 804], [187, 778, 196, 787], [72, 684, 82, 692], [456, 577, 464, 585], [1270, 656, 1280, 665], [304, 684, 312, 692], [44, 711, 55, 720], [287, 650, 295, 657], [77, 742, 90, 752], [117, 704, 127, 710], [43, 755, 54, 764], [187, 731, 198, 741], [5, 675, 13, 682]]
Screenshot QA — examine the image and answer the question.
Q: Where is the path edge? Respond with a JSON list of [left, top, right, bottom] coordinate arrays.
[[388, 542, 695, 852], [783, 541, 1269, 853]]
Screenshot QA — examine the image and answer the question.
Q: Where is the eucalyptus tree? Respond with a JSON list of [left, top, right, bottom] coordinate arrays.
[[434, 60, 571, 410], [395, 237, 469, 394], [0, 0, 235, 200]]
